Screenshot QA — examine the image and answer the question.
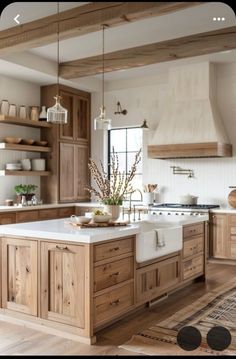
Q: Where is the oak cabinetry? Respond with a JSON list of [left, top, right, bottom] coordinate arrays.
[[40, 241, 86, 327], [136, 255, 180, 304], [16, 210, 39, 223], [1, 237, 38, 316], [0, 212, 16, 225], [210, 214, 229, 259], [40, 84, 91, 203], [38, 208, 58, 220], [182, 222, 205, 280], [93, 236, 135, 327]]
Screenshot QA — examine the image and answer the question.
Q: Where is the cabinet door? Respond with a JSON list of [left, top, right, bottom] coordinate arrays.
[[212, 214, 229, 258], [59, 91, 74, 141], [0, 212, 16, 225], [1, 237, 37, 316], [59, 142, 75, 202], [40, 242, 85, 327], [136, 255, 180, 304], [74, 144, 90, 201], [74, 96, 90, 142]]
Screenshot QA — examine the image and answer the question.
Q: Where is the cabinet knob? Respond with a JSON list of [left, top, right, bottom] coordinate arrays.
[[110, 299, 120, 306], [110, 271, 120, 277], [56, 245, 69, 251]]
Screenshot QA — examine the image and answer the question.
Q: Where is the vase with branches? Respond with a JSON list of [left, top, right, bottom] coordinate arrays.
[[85, 147, 142, 219]]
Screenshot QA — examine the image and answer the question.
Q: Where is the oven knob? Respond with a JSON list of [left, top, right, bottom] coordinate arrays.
[[190, 213, 193, 216], [152, 212, 156, 215], [167, 212, 171, 215], [175, 212, 179, 215], [159, 212, 163, 215], [181, 212, 185, 215]]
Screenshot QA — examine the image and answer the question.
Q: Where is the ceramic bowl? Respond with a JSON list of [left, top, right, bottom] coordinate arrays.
[[34, 140, 48, 146], [70, 215, 91, 224], [4, 137, 22, 144], [21, 139, 35, 145], [93, 214, 112, 223]]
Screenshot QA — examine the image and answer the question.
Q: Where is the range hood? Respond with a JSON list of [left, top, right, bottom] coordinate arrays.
[[148, 62, 232, 159]]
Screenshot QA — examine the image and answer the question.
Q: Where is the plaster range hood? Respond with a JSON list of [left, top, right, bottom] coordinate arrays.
[[148, 62, 232, 159]]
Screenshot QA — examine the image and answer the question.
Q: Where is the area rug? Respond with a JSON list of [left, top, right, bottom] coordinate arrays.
[[120, 280, 236, 356]]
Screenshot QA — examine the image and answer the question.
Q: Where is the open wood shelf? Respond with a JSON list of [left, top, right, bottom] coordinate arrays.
[[0, 170, 51, 176], [0, 143, 51, 153], [0, 115, 51, 128]]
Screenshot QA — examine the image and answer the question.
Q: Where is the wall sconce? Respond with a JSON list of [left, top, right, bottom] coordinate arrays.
[[114, 101, 127, 115], [170, 166, 194, 178]]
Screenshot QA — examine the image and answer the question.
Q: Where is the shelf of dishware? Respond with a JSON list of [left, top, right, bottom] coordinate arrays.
[[0, 115, 51, 128], [0, 170, 51, 176], [0, 143, 51, 153]]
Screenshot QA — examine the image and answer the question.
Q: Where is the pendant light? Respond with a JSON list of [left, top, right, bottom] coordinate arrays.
[[94, 25, 112, 130], [47, 2, 68, 124]]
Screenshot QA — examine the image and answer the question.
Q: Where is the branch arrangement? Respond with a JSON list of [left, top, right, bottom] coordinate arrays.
[[85, 147, 142, 205]]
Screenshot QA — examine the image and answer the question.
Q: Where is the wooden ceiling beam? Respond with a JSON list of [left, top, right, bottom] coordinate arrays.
[[59, 26, 236, 79], [0, 2, 203, 56]]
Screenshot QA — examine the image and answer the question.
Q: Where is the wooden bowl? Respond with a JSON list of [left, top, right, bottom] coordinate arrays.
[[228, 189, 236, 208], [21, 139, 35, 145], [34, 140, 48, 146], [4, 137, 22, 144]]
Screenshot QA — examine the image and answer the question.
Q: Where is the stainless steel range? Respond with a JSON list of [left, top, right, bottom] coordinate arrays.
[[149, 203, 220, 219]]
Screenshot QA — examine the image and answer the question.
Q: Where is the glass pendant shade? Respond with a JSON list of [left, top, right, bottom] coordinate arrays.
[[94, 106, 111, 130], [47, 95, 68, 124]]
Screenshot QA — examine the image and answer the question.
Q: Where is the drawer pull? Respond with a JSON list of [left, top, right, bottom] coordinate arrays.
[[110, 271, 120, 277], [110, 299, 120, 306], [56, 245, 68, 251], [109, 247, 120, 252]]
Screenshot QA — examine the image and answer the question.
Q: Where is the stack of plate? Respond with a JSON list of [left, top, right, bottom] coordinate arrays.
[[5, 163, 22, 171]]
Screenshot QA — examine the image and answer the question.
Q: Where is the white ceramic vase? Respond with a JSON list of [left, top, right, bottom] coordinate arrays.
[[103, 205, 121, 221], [39, 106, 47, 121]]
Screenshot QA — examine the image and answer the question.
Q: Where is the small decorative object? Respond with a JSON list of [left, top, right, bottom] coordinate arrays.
[[14, 184, 38, 205], [5, 162, 22, 171], [228, 186, 236, 208], [0, 100, 9, 115], [21, 139, 34, 145], [31, 158, 46, 171], [85, 147, 142, 220], [114, 101, 127, 115], [20, 159, 31, 171], [19, 105, 27, 119], [143, 184, 157, 205], [30, 106, 39, 121], [8, 104, 17, 117], [4, 137, 22, 144], [39, 106, 47, 121], [92, 209, 112, 223], [70, 215, 91, 224], [5, 199, 14, 206], [34, 140, 48, 146]]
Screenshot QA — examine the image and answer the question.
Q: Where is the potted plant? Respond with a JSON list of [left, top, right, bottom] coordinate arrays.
[[14, 184, 38, 204], [85, 147, 141, 220]]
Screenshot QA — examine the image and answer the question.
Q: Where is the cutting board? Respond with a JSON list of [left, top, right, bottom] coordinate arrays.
[[228, 189, 236, 208], [66, 221, 128, 228]]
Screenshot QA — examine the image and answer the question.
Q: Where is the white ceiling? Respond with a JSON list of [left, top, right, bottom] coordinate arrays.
[[0, 2, 235, 88]]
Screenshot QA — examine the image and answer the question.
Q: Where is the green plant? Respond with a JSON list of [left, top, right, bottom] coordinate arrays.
[[14, 184, 38, 195], [85, 147, 141, 205]]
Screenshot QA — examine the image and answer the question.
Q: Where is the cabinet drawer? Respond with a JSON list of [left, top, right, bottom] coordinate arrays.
[[229, 215, 236, 225], [94, 282, 134, 325], [94, 237, 134, 262], [39, 208, 58, 220], [183, 235, 204, 259], [0, 212, 16, 225], [183, 255, 203, 281], [94, 256, 134, 292], [183, 223, 204, 238], [58, 207, 75, 218], [16, 210, 39, 223], [230, 241, 236, 259]]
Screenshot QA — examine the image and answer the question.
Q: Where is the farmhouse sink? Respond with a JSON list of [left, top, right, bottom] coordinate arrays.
[[136, 220, 183, 263]]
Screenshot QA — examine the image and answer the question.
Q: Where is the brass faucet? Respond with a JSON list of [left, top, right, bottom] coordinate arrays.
[[129, 189, 143, 210]]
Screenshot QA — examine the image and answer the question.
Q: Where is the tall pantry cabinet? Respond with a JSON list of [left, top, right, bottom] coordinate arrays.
[[40, 84, 91, 203]]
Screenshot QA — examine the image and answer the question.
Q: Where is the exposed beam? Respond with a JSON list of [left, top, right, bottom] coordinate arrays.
[[59, 26, 236, 79], [0, 2, 203, 56]]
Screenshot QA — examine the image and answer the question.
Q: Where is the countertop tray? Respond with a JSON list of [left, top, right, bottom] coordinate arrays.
[[66, 221, 128, 228]]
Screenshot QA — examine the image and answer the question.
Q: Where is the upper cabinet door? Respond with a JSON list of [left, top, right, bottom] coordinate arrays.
[[74, 96, 90, 142], [59, 90, 74, 141]]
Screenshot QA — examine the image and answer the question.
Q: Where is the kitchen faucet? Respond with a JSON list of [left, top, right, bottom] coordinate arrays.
[[129, 189, 143, 221]]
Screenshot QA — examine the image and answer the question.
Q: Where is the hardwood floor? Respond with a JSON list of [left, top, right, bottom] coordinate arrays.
[[0, 263, 235, 355]]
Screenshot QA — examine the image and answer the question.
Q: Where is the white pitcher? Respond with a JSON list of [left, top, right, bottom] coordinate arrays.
[[0, 100, 9, 115]]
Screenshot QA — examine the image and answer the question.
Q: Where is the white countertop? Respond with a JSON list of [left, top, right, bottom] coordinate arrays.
[[0, 214, 208, 244], [210, 208, 236, 214]]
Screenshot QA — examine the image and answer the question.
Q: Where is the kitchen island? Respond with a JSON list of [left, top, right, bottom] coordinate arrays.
[[0, 215, 208, 344]]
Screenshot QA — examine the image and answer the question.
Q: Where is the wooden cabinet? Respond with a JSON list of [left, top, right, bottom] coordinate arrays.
[[182, 222, 205, 281], [16, 210, 39, 223], [94, 237, 134, 262], [210, 214, 229, 258], [60, 143, 89, 202], [136, 255, 180, 304], [0, 212, 16, 225], [40, 241, 86, 328], [39, 208, 58, 220], [1, 237, 38, 316], [41, 84, 91, 203]]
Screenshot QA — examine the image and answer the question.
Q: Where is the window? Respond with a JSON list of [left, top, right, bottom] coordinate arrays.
[[108, 127, 142, 201]]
